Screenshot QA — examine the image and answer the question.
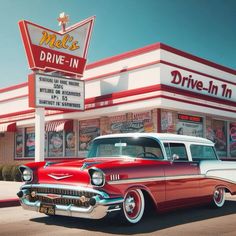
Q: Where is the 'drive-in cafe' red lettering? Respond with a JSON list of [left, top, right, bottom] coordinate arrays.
[[170, 70, 232, 99], [171, 70, 204, 91]]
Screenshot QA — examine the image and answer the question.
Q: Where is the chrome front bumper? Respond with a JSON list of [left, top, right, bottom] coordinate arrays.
[[18, 184, 123, 219]]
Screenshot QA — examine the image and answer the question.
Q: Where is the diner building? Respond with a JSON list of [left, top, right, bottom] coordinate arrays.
[[0, 42, 236, 164]]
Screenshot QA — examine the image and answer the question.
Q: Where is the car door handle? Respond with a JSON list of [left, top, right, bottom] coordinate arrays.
[[190, 163, 198, 166]]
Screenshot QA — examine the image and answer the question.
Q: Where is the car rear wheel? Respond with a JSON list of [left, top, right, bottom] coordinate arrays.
[[121, 189, 145, 224], [212, 187, 225, 208]]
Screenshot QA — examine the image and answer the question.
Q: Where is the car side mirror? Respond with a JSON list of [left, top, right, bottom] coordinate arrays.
[[170, 154, 179, 162]]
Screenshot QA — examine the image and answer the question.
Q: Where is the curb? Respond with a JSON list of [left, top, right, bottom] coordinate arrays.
[[0, 198, 20, 208]]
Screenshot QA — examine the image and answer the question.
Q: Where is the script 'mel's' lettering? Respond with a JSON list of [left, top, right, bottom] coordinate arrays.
[[39, 31, 80, 51]]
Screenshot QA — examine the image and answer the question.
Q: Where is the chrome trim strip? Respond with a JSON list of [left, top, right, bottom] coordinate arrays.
[[206, 176, 236, 185], [20, 184, 109, 198], [48, 174, 74, 180], [107, 174, 205, 185], [20, 198, 110, 219]]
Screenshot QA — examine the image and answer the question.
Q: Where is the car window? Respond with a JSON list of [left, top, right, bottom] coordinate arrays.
[[164, 143, 188, 161], [88, 137, 164, 159], [190, 144, 218, 161]]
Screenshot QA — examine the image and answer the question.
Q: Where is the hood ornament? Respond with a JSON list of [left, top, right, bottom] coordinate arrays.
[[48, 173, 73, 180]]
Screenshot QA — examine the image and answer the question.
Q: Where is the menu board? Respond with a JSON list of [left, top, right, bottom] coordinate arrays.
[[31, 74, 84, 110]]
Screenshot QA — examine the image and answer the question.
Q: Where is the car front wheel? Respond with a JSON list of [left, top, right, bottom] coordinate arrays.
[[121, 189, 145, 224], [212, 187, 225, 208]]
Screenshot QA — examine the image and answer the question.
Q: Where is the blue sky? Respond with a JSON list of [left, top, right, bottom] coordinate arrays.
[[0, 0, 235, 88]]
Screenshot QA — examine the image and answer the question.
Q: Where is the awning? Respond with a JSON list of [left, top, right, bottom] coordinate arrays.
[[45, 120, 73, 132], [0, 122, 17, 133]]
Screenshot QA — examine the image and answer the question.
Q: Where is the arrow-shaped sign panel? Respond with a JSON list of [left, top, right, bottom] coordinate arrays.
[[19, 16, 95, 76]]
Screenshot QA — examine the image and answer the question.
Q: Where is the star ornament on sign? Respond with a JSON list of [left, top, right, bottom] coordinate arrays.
[[57, 12, 69, 32]]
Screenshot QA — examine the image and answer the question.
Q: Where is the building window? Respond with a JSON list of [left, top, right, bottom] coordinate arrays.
[[65, 131, 75, 156], [48, 131, 63, 157], [79, 119, 100, 151], [206, 118, 227, 157], [15, 129, 23, 158], [161, 110, 176, 133], [25, 127, 35, 157], [176, 114, 203, 137], [230, 122, 236, 157], [15, 127, 74, 159]]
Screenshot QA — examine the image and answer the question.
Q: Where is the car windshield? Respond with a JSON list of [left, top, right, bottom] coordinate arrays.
[[87, 137, 163, 159]]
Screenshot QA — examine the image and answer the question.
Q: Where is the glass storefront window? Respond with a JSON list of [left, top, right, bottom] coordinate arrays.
[[48, 131, 63, 157], [176, 114, 203, 137], [25, 127, 35, 157], [79, 119, 100, 151], [206, 119, 227, 157], [65, 131, 75, 156], [15, 129, 23, 158], [230, 122, 236, 157], [161, 111, 176, 133]]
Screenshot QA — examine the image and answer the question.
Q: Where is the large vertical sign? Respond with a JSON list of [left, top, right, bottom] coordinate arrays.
[[19, 16, 95, 76], [19, 14, 95, 162]]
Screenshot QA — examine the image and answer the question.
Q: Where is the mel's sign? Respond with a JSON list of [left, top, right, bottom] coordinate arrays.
[[28, 73, 84, 110], [19, 16, 95, 76]]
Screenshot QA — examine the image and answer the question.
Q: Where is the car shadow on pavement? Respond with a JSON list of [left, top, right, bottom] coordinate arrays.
[[31, 200, 236, 235]]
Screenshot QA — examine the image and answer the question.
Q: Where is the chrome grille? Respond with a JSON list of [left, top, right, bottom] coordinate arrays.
[[26, 187, 97, 208]]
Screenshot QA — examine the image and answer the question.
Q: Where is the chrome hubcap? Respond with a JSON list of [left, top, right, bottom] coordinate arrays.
[[125, 196, 135, 213]]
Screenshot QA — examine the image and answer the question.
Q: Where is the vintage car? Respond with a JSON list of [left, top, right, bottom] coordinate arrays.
[[17, 133, 236, 224]]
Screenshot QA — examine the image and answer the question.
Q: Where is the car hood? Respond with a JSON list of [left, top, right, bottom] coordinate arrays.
[[36, 157, 166, 186]]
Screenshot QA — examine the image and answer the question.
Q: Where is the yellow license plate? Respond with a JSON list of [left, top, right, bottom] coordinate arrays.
[[39, 203, 55, 215]]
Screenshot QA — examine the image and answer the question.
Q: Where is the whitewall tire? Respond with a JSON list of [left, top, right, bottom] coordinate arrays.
[[212, 187, 225, 208], [121, 189, 145, 224]]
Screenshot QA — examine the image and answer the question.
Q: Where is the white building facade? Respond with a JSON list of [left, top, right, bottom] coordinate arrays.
[[0, 42, 236, 164]]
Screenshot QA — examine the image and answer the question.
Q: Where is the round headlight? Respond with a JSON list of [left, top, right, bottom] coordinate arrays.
[[91, 171, 104, 186], [22, 169, 32, 182]]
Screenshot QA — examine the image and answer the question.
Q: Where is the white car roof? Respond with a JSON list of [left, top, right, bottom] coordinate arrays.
[[95, 133, 214, 145]]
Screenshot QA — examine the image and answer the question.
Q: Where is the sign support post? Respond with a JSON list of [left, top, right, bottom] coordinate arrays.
[[35, 107, 45, 162]]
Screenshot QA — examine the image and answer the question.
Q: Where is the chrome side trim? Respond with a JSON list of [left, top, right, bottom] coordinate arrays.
[[206, 176, 236, 185], [107, 174, 205, 185]]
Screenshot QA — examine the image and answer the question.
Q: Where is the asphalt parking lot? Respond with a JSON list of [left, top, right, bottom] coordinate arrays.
[[1, 197, 236, 236]]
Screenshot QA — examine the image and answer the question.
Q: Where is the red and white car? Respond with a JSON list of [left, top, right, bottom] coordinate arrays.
[[17, 133, 236, 224]]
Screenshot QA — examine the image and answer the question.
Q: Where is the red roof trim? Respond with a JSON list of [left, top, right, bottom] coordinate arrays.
[[160, 44, 236, 75], [86, 42, 236, 75], [0, 82, 28, 94], [86, 42, 161, 69]]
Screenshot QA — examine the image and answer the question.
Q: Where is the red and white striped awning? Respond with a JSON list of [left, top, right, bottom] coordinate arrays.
[[45, 120, 73, 132], [0, 122, 16, 133]]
